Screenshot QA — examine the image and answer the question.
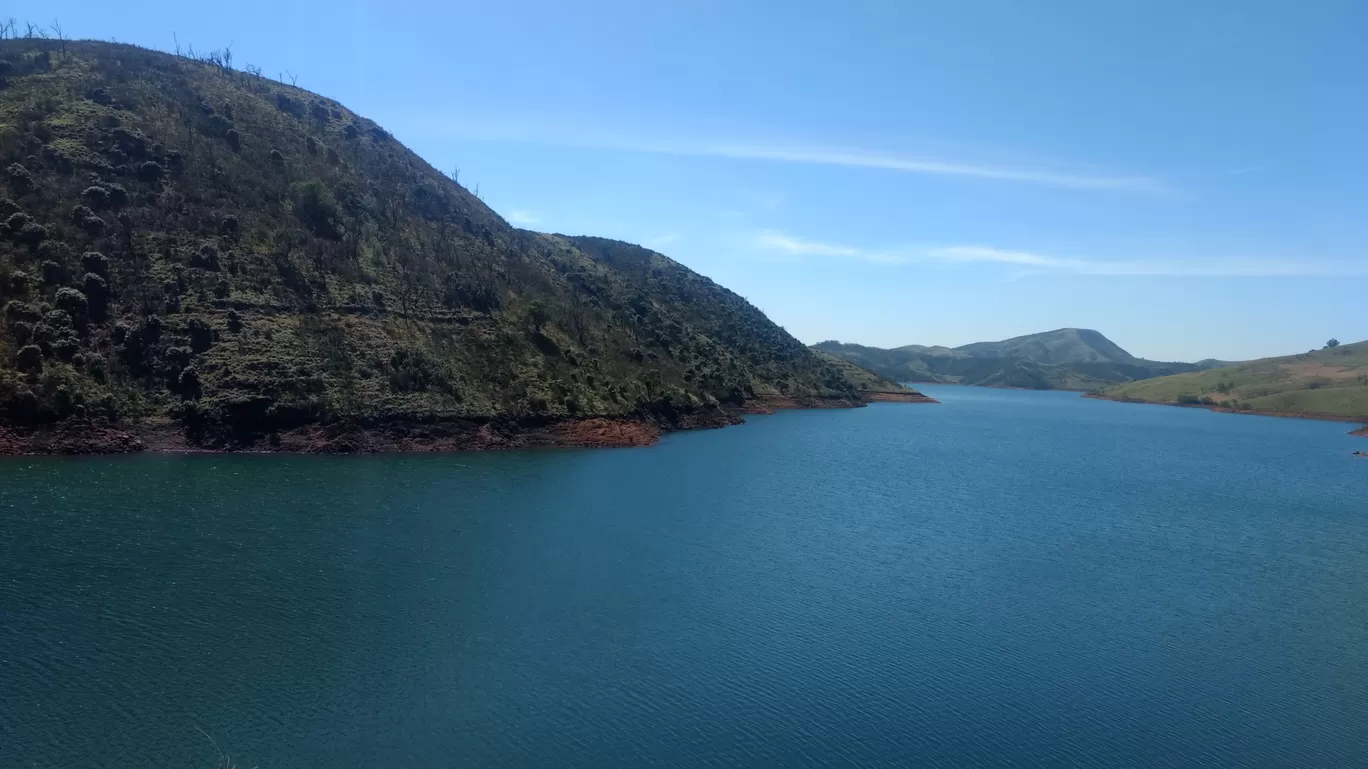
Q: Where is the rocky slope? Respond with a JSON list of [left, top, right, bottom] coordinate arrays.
[[0, 39, 923, 454]]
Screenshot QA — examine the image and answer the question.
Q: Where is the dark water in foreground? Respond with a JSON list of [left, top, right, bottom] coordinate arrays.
[[3, 386, 1367, 768]]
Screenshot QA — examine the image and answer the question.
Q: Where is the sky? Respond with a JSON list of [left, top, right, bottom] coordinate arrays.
[[18, 0, 1368, 361]]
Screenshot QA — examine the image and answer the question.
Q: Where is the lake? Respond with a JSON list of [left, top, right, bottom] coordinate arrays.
[[3, 386, 1367, 768]]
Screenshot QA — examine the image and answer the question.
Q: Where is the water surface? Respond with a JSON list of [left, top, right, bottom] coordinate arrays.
[[3, 386, 1367, 768]]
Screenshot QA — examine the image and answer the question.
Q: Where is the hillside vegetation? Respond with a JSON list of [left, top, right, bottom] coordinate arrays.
[[816, 329, 1210, 390], [1102, 341, 1368, 422], [0, 38, 915, 451]]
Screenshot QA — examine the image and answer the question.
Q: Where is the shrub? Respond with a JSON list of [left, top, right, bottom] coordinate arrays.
[[6, 270, 31, 295], [3, 300, 42, 322], [81, 252, 109, 277], [225, 128, 241, 151], [220, 215, 239, 236], [178, 366, 202, 399], [5, 163, 32, 194], [105, 183, 129, 208], [44, 310, 73, 329], [269, 148, 285, 167], [343, 123, 359, 140], [214, 278, 231, 298], [0, 197, 19, 216], [55, 287, 89, 322], [41, 260, 65, 285], [83, 273, 109, 321], [526, 300, 551, 333], [136, 161, 164, 182], [1326, 338, 1340, 349], [291, 180, 342, 240], [81, 185, 111, 209], [15, 344, 42, 371], [191, 243, 221, 271], [226, 308, 243, 333], [80, 214, 107, 235], [16, 221, 48, 248], [208, 113, 233, 137], [276, 93, 305, 118], [52, 338, 78, 361], [1, 211, 31, 234], [188, 317, 214, 353]]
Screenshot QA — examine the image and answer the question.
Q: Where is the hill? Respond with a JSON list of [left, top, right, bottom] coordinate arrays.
[[0, 38, 922, 454], [815, 329, 1206, 390], [1101, 341, 1368, 423], [954, 328, 1137, 364]]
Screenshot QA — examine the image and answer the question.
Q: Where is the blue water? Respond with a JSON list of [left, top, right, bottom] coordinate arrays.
[[3, 386, 1367, 768]]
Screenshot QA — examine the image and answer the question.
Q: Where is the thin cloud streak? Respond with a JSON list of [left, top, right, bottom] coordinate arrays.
[[421, 120, 1165, 193], [677, 143, 1165, 193], [505, 209, 540, 225], [750, 231, 1364, 277]]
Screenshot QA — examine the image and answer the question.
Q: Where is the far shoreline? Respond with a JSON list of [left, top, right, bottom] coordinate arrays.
[[1085, 392, 1368, 433]]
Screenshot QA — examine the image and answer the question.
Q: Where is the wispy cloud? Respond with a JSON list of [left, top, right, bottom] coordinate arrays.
[[419, 120, 1165, 193], [644, 233, 683, 250], [748, 231, 1365, 277], [754, 231, 863, 259], [506, 209, 540, 226], [662, 143, 1165, 193]]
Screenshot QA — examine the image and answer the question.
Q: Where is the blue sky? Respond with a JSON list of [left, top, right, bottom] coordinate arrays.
[[21, 0, 1367, 360]]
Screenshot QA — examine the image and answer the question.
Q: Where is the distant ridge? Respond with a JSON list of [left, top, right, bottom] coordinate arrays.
[[815, 329, 1216, 390]]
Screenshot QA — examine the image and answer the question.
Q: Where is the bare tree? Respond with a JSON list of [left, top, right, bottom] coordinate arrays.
[[49, 18, 65, 55]]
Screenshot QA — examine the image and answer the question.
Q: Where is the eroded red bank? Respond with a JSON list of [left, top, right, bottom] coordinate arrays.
[[0, 393, 937, 456]]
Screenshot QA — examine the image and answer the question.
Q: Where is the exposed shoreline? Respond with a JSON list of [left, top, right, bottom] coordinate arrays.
[[1086, 393, 1368, 433], [0, 392, 938, 457]]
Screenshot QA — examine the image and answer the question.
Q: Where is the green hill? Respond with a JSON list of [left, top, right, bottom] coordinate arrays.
[[815, 329, 1206, 390], [954, 328, 1137, 364], [1102, 341, 1368, 422], [0, 39, 918, 453]]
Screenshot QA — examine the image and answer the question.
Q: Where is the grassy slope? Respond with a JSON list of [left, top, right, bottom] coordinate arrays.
[[1103, 341, 1368, 420], [0, 40, 908, 446]]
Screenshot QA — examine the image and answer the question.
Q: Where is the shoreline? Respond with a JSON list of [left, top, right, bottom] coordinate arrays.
[[908, 381, 1091, 393], [0, 391, 937, 457], [1085, 393, 1368, 433]]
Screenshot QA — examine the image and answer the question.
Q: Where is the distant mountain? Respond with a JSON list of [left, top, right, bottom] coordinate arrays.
[[814, 329, 1215, 390], [1101, 340, 1368, 422], [954, 328, 1138, 364]]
